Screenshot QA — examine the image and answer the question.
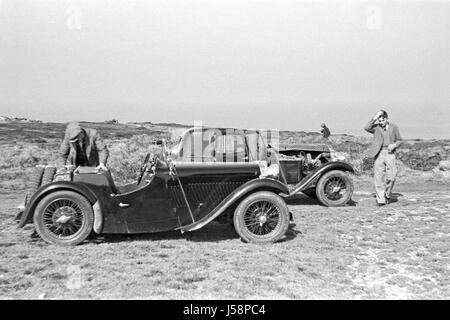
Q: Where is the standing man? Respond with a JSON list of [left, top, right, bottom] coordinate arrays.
[[57, 122, 109, 170], [364, 110, 402, 206], [320, 123, 331, 139]]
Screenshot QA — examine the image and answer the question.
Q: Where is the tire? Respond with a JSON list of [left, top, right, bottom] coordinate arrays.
[[33, 190, 94, 246], [233, 191, 290, 244], [303, 188, 317, 199], [23, 166, 46, 216], [41, 166, 56, 186], [28, 166, 45, 196], [315, 170, 353, 207]]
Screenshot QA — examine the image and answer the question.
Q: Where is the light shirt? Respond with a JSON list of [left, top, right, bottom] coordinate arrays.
[[381, 124, 392, 147]]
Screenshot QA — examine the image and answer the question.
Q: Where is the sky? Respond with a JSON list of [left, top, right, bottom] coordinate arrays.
[[0, 0, 449, 139]]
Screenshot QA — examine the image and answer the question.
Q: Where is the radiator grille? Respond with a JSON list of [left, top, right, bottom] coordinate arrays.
[[279, 160, 302, 184]]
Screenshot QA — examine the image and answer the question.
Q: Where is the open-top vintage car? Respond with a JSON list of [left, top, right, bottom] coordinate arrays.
[[171, 128, 355, 206], [18, 127, 354, 246]]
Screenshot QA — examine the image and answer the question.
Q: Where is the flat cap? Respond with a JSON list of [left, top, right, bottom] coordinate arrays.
[[65, 122, 83, 141]]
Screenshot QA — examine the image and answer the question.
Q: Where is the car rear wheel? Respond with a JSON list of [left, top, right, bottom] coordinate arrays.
[[33, 191, 94, 245], [233, 191, 289, 243], [315, 170, 353, 206]]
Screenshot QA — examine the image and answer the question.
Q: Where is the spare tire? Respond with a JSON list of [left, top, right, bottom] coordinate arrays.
[[28, 165, 45, 197], [41, 166, 56, 186], [17, 165, 46, 223]]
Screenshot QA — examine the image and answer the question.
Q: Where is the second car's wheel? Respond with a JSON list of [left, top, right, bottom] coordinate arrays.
[[33, 190, 94, 246], [233, 191, 289, 244], [315, 170, 353, 207]]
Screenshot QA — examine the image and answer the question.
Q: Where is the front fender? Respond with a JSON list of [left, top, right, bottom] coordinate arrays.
[[17, 181, 99, 229], [290, 161, 355, 195], [179, 178, 289, 233]]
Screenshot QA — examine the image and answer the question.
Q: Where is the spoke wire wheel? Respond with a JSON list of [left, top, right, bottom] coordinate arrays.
[[315, 170, 354, 207], [34, 191, 94, 245], [324, 176, 346, 201], [234, 191, 289, 243]]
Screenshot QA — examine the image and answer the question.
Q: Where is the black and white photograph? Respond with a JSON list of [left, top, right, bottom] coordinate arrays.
[[0, 0, 449, 302]]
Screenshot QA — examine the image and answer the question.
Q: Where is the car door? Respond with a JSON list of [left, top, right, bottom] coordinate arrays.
[[172, 130, 261, 223], [171, 162, 261, 224]]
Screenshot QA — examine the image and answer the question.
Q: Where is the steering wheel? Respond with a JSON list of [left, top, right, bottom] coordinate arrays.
[[136, 153, 152, 185]]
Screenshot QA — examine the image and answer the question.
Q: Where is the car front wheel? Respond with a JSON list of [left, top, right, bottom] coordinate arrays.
[[315, 170, 353, 206], [33, 190, 94, 245], [233, 191, 289, 243]]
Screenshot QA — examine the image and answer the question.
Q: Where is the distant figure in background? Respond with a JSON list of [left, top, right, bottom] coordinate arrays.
[[364, 110, 402, 206], [320, 123, 331, 139], [57, 122, 109, 171]]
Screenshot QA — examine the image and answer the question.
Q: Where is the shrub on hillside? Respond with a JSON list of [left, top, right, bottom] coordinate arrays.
[[397, 152, 441, 171], [0, 142, 58, 169], [0, 143, 59, 191], [396, 142, 448, 171], [360, 157, 375, 172], [107, 134, 168, 184]]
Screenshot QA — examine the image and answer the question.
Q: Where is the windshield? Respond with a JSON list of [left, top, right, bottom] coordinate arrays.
[[174, 129, 270, 163], [245, 132, 267, 162]]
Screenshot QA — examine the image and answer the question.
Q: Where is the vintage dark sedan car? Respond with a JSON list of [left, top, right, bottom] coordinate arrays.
[[17, 127, 354, 246]]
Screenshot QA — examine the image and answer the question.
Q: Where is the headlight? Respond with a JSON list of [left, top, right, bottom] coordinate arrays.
[[331, 152, 347, 162]]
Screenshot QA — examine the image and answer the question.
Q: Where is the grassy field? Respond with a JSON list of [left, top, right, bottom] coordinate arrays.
[[1, 176, 449, 299], [0, 121, 449, 299]]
